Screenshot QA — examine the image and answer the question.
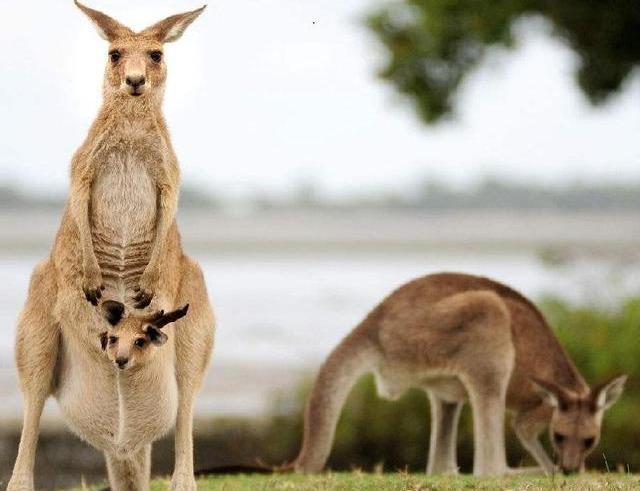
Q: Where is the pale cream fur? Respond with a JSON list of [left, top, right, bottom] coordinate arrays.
[[8, 3, 213, 491], [294, 272, 626, 476]]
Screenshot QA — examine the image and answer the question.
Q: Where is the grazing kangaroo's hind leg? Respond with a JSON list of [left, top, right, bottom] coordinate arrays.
[[426, 394, 463, 475], [456, 293, 513, 477], [171, 258, 215, 491], [424, 290, 514, 476], [105, 444, 152, 491], [8, 260, 60, 491], [294, 323, 380, 473], [465, 372, 512, 476]]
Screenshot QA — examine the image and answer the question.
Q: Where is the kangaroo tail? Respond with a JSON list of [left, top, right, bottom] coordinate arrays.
[[293, 319, 381, 473]]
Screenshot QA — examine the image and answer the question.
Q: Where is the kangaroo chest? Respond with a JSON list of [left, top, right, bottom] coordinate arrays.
[[90, 148, 158, 296]]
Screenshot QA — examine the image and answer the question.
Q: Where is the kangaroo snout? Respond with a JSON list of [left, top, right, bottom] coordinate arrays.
[[125, 74, 146, 95]]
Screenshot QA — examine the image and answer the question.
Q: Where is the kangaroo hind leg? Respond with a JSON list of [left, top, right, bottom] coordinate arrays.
[[468, 293, 514, 477], [105, 444, 152, 491], [433, 290, 514, 476], [171, 258, 215, 491], [426, 393, 463, 475], [8, 260, 60, 491]]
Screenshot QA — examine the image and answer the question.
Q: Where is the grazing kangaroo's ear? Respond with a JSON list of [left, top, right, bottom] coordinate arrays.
[[140, 6, 206, 43], [101, 300, 125, 326], [99, 332, 108, 351], [593, 375, 627, 411], [153, 304, 189, 329], [74, 1, 133, 41], [531, 377, 573, 410], [144, 325, 168, 346]]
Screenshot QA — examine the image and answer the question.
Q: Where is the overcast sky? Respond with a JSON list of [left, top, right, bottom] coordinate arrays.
[[0, 0, 638, 199]]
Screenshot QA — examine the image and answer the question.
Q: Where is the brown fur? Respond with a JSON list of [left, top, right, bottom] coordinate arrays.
[[294, 272, 626, 476], [8, 4, 213, 491]]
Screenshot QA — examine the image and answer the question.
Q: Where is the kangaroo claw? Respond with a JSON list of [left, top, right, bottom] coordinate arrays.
[[83, 286, 103, 306], [134, 290, 153, 309]]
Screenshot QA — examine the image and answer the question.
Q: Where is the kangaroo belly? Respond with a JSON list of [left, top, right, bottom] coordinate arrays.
[[54, 336, 178, 453], [90, 154, 157, 298], [117, 372, 178, 452], [374, 362, 468, 403], [54, 338, 120, 452]]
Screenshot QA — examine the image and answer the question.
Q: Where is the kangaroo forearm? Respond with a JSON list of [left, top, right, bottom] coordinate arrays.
[[69, 173, 97, 270], [147, 188, 177, 270]]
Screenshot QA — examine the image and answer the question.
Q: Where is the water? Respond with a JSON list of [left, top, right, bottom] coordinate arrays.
[[0, 249, 637, 420]]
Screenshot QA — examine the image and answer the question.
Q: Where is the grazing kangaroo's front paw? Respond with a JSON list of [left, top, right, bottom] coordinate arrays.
[[82, 263, 104, 306], [170, 474, 197, 491], [134, 269, 158, 309]]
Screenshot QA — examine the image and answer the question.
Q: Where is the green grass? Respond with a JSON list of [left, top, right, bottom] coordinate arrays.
[[108, 472, 640, 491]]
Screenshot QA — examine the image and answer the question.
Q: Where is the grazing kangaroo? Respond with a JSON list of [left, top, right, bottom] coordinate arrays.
[[8, 3, 214, 491], [294, 272, 626, 476]]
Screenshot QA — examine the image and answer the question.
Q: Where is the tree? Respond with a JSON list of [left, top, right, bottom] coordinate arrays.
[[366, 0, 640, 124]]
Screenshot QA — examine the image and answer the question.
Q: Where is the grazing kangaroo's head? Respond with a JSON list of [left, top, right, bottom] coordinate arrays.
[[533, 375, 627, 474], [99, 300, 189, 370], [75, 1, 205, 102]]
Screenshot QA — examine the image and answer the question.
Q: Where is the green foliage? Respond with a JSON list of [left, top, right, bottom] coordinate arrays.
[[366, 1, 640, 124]]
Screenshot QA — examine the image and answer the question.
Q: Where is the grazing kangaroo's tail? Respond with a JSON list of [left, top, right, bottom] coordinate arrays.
[[294, 320, 381, 473]]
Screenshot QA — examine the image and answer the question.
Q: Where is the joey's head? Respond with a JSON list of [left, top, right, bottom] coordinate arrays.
[[99, 300, 189, 371], [533, 375, 627, 474], [74, 1, 205, 103]]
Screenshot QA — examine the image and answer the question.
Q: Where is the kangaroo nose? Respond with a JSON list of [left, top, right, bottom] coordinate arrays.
[[125, 75, 145, 88], [116, 357, 128, 369]]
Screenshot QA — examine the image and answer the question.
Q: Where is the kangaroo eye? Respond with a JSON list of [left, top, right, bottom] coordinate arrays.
[[149, 51, 162, 63], [134, 338, 146, 348], [109, 50, 121, 63], [583, 437, 595, 449], [108, 336, 118, 345], [553, 432, 565, 445]]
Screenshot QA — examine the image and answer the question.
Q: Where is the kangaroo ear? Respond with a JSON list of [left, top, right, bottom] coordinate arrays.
[[593, 375, 627, 411], [74, 1, 133, 41], [144, 325, 168, 346], [531, 377, 573, 410], [101, 300, 125, 326], [99, 332, 108, 351], [153, 304, 189, 329], [140, 6, 206, 43]]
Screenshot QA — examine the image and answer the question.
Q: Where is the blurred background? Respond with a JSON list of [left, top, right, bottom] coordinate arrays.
[[1, 0, 639, 487]]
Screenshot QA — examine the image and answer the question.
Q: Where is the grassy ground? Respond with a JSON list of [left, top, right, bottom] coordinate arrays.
[[95, 472, 639, 491]]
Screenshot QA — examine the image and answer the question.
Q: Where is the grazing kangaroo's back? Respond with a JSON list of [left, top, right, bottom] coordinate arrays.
[[295, 272, 625, 476], [383, 273, 589, 404]]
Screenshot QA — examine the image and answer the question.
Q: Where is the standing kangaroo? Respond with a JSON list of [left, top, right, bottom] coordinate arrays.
[[8, 3, 214, 490], [294, 272, 626, 476]]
